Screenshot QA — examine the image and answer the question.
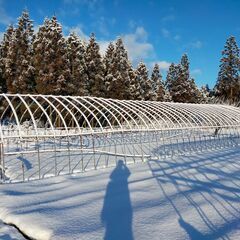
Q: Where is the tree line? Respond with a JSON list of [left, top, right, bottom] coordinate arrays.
[[0, 11, 239, 103]]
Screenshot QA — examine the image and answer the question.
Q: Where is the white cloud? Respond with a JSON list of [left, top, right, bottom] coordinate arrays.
[[128, 20, 136, 29], [62, 25, 154, 65], [63, 0, 101, 10], [156, 61, 171, 71], [161, 14, 175, 22], [173, 34, 181, 41], [0, 0, 14, 26], [99, 40, 111, 55], [69, 25, 88, 40], [161, 28, 170, 38], [191, 69, 202, 75], [190, 40, 202, 49], [63, 24, 89, 41], [122, 27, 154, 63], [0, 31, 4, 41]]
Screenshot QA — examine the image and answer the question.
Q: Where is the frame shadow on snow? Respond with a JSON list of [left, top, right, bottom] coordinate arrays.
[[101, 160, 134, 240], [148, 148, 240, 240]]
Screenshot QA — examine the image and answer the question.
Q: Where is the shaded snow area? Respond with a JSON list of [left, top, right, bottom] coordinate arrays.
[[0, 147, 240, 240], [0, 220, 26, 240]]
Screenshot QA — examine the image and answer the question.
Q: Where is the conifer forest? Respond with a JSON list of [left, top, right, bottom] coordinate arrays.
[[1, 11, 239, 104]]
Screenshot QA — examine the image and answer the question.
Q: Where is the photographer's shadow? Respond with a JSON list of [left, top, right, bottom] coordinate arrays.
[[101, 160, 133, 240]]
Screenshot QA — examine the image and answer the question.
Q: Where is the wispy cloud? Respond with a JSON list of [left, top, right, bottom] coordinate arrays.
[[189, 40, 203, 49], [154, 61, 171, 71], [191, 68, 202, 75], [161, 28, 170, 38], [0, 31, 4, 41], [0, 0, 14, 26], [63, 24, 89, 40], [161, 28, 181, 42], [98, 27, 154, 64], [173, 34, 181, 41], [122, 27, 154, 64], [63, 0, 99, 8], [161, 14, 175, 22]]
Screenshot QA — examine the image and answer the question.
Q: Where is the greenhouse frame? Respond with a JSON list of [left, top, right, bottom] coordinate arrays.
[[0, 93, 239, 182]]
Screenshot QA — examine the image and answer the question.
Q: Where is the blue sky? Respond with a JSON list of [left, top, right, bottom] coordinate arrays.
[[0, 0, 240, 88]]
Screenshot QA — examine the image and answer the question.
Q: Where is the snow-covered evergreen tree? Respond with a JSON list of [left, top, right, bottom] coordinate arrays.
[[107, 38, 132, 100], [85, 33, 105, 97], [200, 84, 211, 103], [5, 11, 35, 93], [0, 25, 14, 93], [151, 63, 165, 101], [214, 36, 240, 102], [33, 16, 71, 95], [67, 32, 88, 96], [135, 61, 153, 100], [129, 65, 141, 100], [180, 53, 190, 80], [166, 55, 200, 103], [103, 42, 115, 98]]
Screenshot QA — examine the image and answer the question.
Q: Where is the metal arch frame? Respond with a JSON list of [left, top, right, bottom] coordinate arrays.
[[0, 93, 240, 140]]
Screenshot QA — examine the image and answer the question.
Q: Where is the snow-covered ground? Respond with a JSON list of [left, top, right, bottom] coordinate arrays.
[[0, 146, 240, 239], [0, 220, 26, 240]]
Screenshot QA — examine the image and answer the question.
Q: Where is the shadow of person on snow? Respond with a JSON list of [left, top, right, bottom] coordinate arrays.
[[101, 160, 133, 240], [179, 218, 210, 240]]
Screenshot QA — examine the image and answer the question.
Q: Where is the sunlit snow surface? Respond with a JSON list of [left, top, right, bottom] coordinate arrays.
[[0, 147, 240, 240]]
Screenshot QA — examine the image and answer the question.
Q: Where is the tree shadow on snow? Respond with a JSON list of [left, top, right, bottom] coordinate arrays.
[[101, 160, 133, 240]]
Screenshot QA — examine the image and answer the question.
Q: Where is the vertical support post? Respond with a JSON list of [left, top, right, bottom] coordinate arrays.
[[114, 134, 117, 165], [68, 137, 71, 174], [80, 135, 84, 172], [92, 134, 96, 169], [54, 138, 57, 176], [140, 132, 144, 162], [0, 142, 4, 181], [22, 157, 25, 182], [37, 141, 41, 179], [122, 132, 127, 165]]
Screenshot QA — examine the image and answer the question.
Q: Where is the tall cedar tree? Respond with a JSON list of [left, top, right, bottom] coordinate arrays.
[[5, 11, 35, 93], [129, 65, 141, 100], [103, 42, 115, 97], [151, 63, 165, 101], [135, 61, 153, 100], [33, 16, 70, 95], [215, 36, 240, 102], [108, 38, 132, 100], [85, 33, 105, 97], [67, 32, 88, 96], [0, 25, 14, 93], [166, 55, 199, 103]]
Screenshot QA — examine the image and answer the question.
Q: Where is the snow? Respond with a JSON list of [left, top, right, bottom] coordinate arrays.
[[0, 147, 240, 239], [0, 220, 26, 240]]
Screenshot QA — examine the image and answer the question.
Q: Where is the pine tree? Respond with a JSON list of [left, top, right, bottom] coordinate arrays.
[[33, 16, 71, 95], [85, 33, 105, 97], [0, 25, 14, 93], [103, 42, 115, 98], [166, 55, 200, 103], [180, 53, 190, 80], [151, 63, 165, 101], [107, 38, 132, 100], [129, 65, 141, 100], [165, 63, 178, 99], [214, 36, 240, 102], [67, 32, 88, 96], [135, 61, 153, 100], [189, 78, 201, 103], [200, 84, 211, 103], [4, 11, 35, 93]]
